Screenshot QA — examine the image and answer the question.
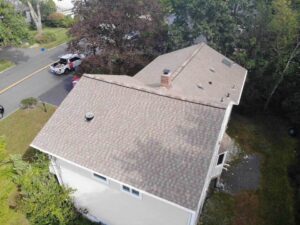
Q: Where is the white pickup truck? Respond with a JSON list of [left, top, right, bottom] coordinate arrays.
[[50, 54, 84, 75]]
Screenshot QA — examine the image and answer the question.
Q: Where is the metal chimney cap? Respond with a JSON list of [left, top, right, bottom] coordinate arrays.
[[163, 69, 171, 75], [85, 112, 94, 121]]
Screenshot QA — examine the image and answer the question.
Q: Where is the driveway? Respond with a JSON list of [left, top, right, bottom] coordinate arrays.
[[0, 44, 73, 118]]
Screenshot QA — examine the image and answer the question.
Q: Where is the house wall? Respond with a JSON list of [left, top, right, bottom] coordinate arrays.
[[53, 158, 193, 225], [190, 103, 234, 225], [210, 152, 228, 179]]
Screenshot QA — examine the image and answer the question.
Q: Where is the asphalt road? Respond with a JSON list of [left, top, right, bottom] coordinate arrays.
[[0, 44, 73, 118]]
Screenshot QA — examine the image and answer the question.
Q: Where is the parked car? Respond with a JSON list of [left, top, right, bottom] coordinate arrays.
[[50, 54, 84, 75]]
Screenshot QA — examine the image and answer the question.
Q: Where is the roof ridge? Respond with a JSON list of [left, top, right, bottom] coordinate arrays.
[[171, 43, 205, 81], [84, 74, 227, 109]]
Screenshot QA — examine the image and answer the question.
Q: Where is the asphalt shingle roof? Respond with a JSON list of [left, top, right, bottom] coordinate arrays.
[[135, 43, 247, 105], [31, 74, 226, 210]]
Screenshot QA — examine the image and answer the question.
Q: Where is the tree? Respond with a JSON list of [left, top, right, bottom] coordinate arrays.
[[40, 0, 56, 22], [27, 0, 43, 34], [20, 0, 56, 32], [263, 0, 299, 110], [69, 0, 168, 75], [0, 0, 29, 47], [164, 0, 241, 55]]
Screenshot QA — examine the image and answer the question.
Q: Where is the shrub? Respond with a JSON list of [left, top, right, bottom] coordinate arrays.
[[11, 153, 79, 225], [34, 32, 56, 44], [20, 97, 38, 109], [46, 12, 65, 27], [62, 15, 75, 28]]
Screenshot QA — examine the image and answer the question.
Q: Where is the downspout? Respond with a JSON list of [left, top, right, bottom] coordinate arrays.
[[49, 156, 64, 185]]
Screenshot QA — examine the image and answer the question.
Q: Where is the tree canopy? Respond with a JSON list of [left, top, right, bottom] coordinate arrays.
[[0, 0, 29, 47], [165, 0, 300, 124], [69, 0, 168, 75]]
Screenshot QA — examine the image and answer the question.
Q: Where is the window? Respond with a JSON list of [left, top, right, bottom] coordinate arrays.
[[217, 153, 225, 165], [131, 189, 140, 197], [59, 58, 68, 65], [70, 57, 80, 62], [93, 173, 108, 183], [122, 185, 130, 192], [121, 185, 141, 198]]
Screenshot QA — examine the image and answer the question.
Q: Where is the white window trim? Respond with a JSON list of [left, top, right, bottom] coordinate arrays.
[[92, 172, 109, 185], [120, 184, 142, 199]]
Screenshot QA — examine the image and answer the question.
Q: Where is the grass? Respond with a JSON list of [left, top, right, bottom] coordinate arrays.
[[29, 27, 71, 49], [200, 191, 260, 225], [0, 105, 96, 225], [0, 152, 29, 225], [0, 105, 55, 224], [0, 60, 15, 73], [200, 192, 235, 225], [0, 105, 55, 154], [201, 114, 298, 225], [227, 114, 298, 225]]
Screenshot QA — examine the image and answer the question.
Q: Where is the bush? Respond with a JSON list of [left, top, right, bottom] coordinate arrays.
[[34, 32, 56, 44], [46, 12, 66, 27], [11, 153, 79, 225], [20, 97, 38, 109], [62, 15, 75, 28]]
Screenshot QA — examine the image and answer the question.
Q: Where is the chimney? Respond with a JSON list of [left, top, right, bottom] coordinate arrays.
[[161, 69, 172, 89]]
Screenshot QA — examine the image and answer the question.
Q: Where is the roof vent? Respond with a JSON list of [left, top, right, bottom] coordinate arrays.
[[209, 68, 216, 73], [197, 83, 204, 89], [226, 93, 230, 98], [85, 112, 94, 121], [208, 81, 212, 85], [222, 58, 233, 67]]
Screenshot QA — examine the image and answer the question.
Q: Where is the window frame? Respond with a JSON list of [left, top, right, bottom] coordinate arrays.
[[120, 185, 142, 199], [93, 173, 109, 184], [122, 185, 130, 193], [217, 153, 225, 166]]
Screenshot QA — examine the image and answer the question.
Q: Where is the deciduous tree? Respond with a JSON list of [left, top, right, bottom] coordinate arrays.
[[69, 0, 168, 75], [0, 0, 29, 47]]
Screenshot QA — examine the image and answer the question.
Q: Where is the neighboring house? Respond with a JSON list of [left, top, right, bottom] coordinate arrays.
[[31, 43, 247, 225], [53, 0, 74, 16]]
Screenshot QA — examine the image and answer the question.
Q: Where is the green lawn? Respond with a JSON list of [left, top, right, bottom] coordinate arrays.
[[0, 60, 15, 73], [201, 114, 298, 225], [228, 114, 297, 225], [29, 27, 71, 49], [0, 105, 55, 154], [0, 105, 55, 224]]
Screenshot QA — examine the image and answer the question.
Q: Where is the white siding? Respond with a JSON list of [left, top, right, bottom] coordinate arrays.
[[54, 158, 193, 225], [211, 152, 227, 178]]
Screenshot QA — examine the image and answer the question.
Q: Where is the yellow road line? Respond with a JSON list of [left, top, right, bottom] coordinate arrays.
[[0, 62, 53, 95]]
